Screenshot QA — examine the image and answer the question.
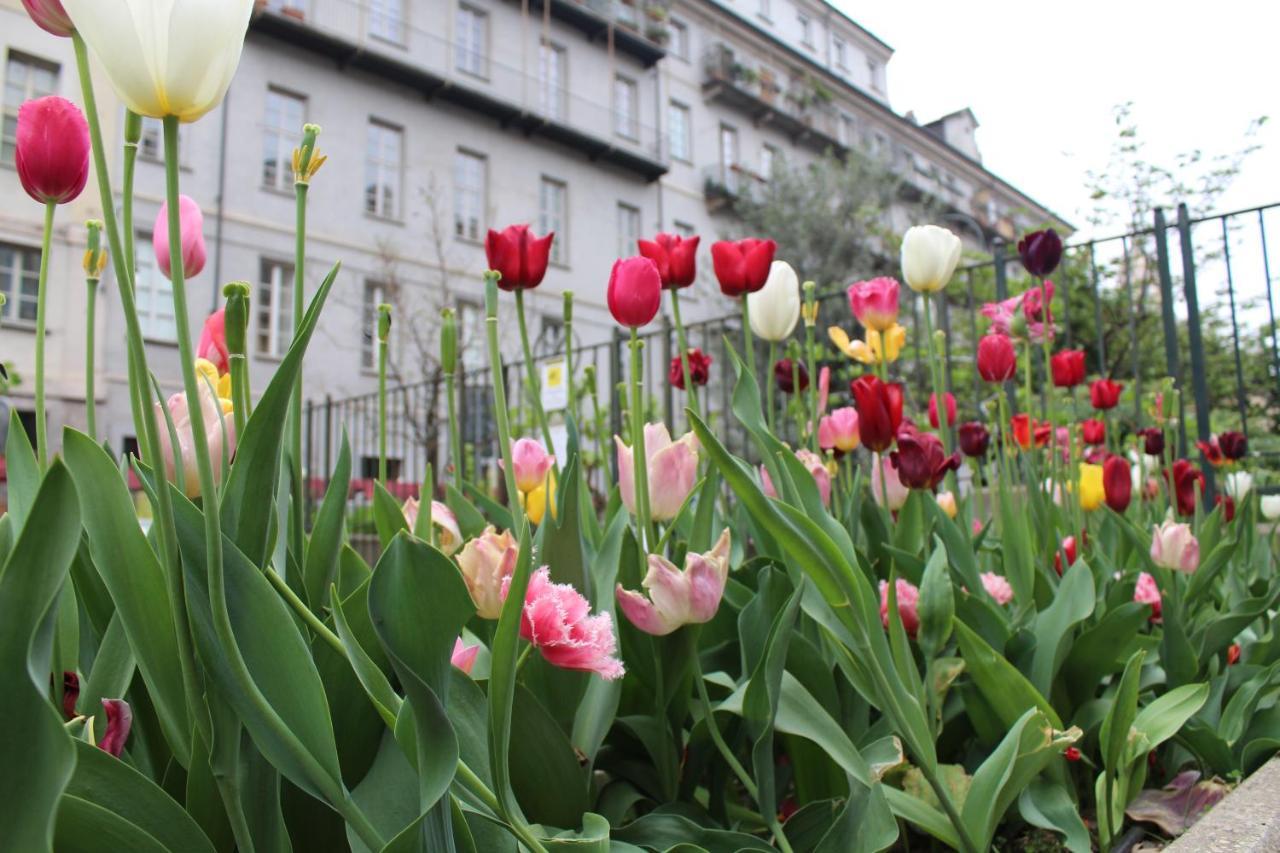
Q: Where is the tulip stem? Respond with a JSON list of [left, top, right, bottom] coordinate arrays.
[[669, 289, 699, 421], [804, 318, 818, 452], [765, 342, 777, 432], [691, 645, 757, 799], [85, 275, 98, 439], [740, 297, 757, 383], [629, 329, 653, 551], [485, 274, 527, 537], [33, 200, 54, 469], [445, 368, 464, 485], [378, 331, 388, 484], [514, 288, 558, 469], [287, 180, 308, 550]]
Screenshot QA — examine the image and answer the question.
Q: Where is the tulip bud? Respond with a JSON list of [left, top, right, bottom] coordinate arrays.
[[1078, 463, 1105, 511], [1103, 455, 1132, 513], [510, 437, 554, 494], [451, 638, 480, 674], [847, 277, 900, 331], [377, 303, 392, 343], [711, 238, 776, 297], [879, 578, 920, 636], [1150, 521, 1199, 573], [607, 256, 662, 328], [1016, 228, 1063, 278], [124, 110, 142, 146], [928, 392, 957, 429], [196, 306, 230, 375], [16, 96, 90, 205], [457, 526, 518, 617], [818, 407, 860, 454], [223, 282, 250, 358], [83, 220, 107, 280], [21, 0, 74, 37], [977, 334, 1017, 383], [293, 123, 326, 185], [440, 308, 458, 375], [958, 421, 990, 458], [872, 453, 909, 511], [936, 490, 957, 519], [802, 280, 818, 327], [1089, 378, 1124, 410], [980, 572, 1013, 605], [637, 232, 699, 289]]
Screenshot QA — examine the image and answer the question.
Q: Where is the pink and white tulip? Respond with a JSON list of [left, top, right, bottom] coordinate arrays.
[[1134, 571, 1162, 622], [617, 423, 699, 522], [980, 572, 1013, 606], [871, 454, 909, 511], [456, 526, 518, 619], [401, 497, 462, 556], [510, 437, 554, 494], [1149, 521, 1199, 573], [451, 638, 480, 675], [879, 578, 920, 637], [818, 407, 860, 454], [154, 369, 235, 499], [616, 529, 731, 636]]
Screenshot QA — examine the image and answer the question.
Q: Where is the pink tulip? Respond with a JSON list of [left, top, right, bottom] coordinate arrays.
[[879, 578, 920, 637], [510, 438, 554, 494], [871, 453, 909, 511], [509, 568, 624, 680], [1134, 571, 1162, 622], [980, 572, 1013, 605], [616, 423, 699, 522], [796, 449, 832, 507], [98, 699, 132, 757], [1149, 521, 1199, 573], [154, 373, 236, 499], [154, 194, 207, 279], [451, 638, 480, 675], [616, 529, 731, 636], [981, 293, 1024, 335], [402, 498, 462, 556], [818, 407, 860, 454], [16, 96, 89, 204], [847, 276, 900, 332], [21, 0, 74, 36], [197, 307, 229, 374], [928, 392, 957, 428], [456, 526, 518, 618]]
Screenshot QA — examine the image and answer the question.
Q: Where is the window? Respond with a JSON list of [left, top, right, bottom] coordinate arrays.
[[453, 149, 487, 241], [760, 144, 777, 179], [0, 242, 40, 324], [134, 233, 177, 341], [539, 177, 567, 265], [257, 259, 295, 357], [798, 14, 813, 47], [616, 203, 640, 258], [538, 41, 567, 121], [362, 280, 386, 369], [613, 75, 638, 140], [668, 101, 691, 162], [369, 0, 405, 43], [673, 220, 696, 239], [364, 120, 403, 218], [833, 37, 847, 69], [456, 300, 486, 370], [757, 0, 770, 19], [262, 88, 306, 190], [669, 19, 689, 61], [3, 52, 59, 166], [139, 116, 186, 163], [456, 6, 488, 78], [719, 123, 739, 187], [838, 113, 856, 146], [867, 57, 881, 91]]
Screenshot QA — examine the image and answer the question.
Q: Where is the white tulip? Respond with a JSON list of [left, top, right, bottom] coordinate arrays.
[[1262, 495, 1280, 521], [63, 0, 254, 123], [1224, 471, 1253, 500], [901, 225, 962, 293], [747, 261, 801, 342]]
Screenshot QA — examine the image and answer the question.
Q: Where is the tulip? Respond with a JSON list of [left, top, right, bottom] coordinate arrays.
[[928, 392, 956, 429], [616, 529, 731, 635], [1263, 495, 1280, 521], [401, 497, 462, 555], [1215, 495, 1236, 523], [901, 225, 962, 293], [773, 358, 808, 394], [508, 567, 624, 679], [21, 0, 74, 36], [154, 195, 206, 280], [451, 638, 480, 675], [197, 307, 229, 375], [980, 293, 1023, 335], [1090, 378, 1123, 410], [977, 334, 1017, 382], [1054, 534, 1080, 575], [607, 256, 662, 328], [1017, 228, 1063, 277], [936, 490, 957, 519], [818, 407, 860, 454], [879, 578, 920, 637], [1078, 419, 1105, 446], [710, 238, 776, 296], [1166, 459, 1205, 516], [847, 277, 900, 332], [958, 422, 990, 458], [1064, 747, 1082, 763], [1050, 350, 1086, 388], [1150, 521, 1199, 573], [1077, 463, 1105, 511], [980, 572, 1013, 606], [1227, 644, 1241, 665], [456, 526, 518, 618], [850, 375, 903, 453], [15, 96, 90, 205], [871, 454, 909, 511], [830, 324, 906, 365], [155, 360, 235, 499], [891, 427, 959, 491], [637, 232, 699, 289], [1217, 430, 1247, 461], [62, 0, 254, 123], [510, 438, 554, 494], [1224, 471, 1253, 500], [617, 423, 699, 522], [1137, 427, 1164, 456], [669, 347, 711, 390], [60, 671, 80, 719], [1134, 572, 1162, 623], [522, 474, 557, 526], [1011, 414, 1049, 451], [97, 698, 133, 757], [796, 449, 832, 507], [1022, 280, 1056, 343], [1103, 455, 1132, 513], [1196, 438, 1224, 468], [485, 224, 554, 291], [747, 261, 801, 341]]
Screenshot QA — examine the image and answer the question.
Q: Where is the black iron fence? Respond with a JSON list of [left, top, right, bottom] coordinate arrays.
[[304, 201, 1280, 515]]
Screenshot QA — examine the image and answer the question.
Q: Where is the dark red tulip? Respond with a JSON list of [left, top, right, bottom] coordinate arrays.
[[773, 358, 809, 394], [1017, 228, 1063, 277], [1054, 532, 1084, 575], [928, 392, 956, 428], [1196, 438, 1226, 468], [1217, 431, 1247, 461], [485, 224, 554, 291], [1216, 494, 1236, 523], [958, 421, 990, 458], [638, 232, 699, 289], [851, 375, 903, 453], [99, 699, 132, 757], [977, 334, 1017, 383], [16, 96, 90, 205], [710, 238, 776, 297], [1165, 459, 1205, 516], [1103, 455, 1131, 513], [1137, 427, 1164, 457], [62, 671, 79, 720], [669, 347, 711, 390], [607, 256, 662, 328], [1050, 349, 1086, 388], [1081, 419, 1106, 446], [890, 427, 959, 490], [1090, 379, 1123, 410]]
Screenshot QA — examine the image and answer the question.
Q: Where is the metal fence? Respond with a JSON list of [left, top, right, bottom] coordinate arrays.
[[304, 200, 1280, 514]]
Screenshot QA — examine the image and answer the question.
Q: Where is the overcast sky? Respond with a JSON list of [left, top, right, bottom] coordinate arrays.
[[842, 1, 1280, 237]]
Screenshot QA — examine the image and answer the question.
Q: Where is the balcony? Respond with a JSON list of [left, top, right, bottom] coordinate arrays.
[[701, 163, 766, 213], [248, 5, 668, 181], [702, 44, 844, 155], [499, 0, 669, 68]]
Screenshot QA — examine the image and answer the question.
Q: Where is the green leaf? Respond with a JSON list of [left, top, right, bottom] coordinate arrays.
[[537, 454, 587, 594], [1133, 682, 1209, 752], [924, 498, 983, 594], [917, 540, 955, 661], [1101, 650, 1145, 776], [373, 481, 409, 549], [445, 483, 488, 540], [333, 581, 401, 730], [5, 407, 38, 529], [1018, 779, 1092, 853], [1029, 559, 1096, 696], [509, 685, 589, 827], [953, 620, 1061, 730], [1060, 601, 1150, 711], [610, 813, 774, 852], [75, 614, 136, 741], [996, 474, 1036, 617], [1218, 662, 1275, 746], [304, 431, 352, 610], [53, 796, 169, 853]]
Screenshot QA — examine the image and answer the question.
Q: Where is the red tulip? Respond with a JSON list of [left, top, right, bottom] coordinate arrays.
[[1216, 494, 1236, 523], [62, 671, 79, 719], [607, 256, 661, 328], [638, 232, 699, 289], [977, 334, 1017, 383], [1081, 419, 1106, 446], [1103, 455, 1131, 513], [1054, 533, 1083, 575], [21, 0, 74, 37], [1196, 438, 1224, 467], [669, 347, 711, 390], [1137, 427, 1164, 456], [485, 224, 554, 291], [890, 426, 959, 490], [928, 392, 956, 429], [1217, 430, 1247, 461], [197, 307, 229, 375], [773, 358, 808, 394], [958, 421, 990, 458], [1017, 228, 1063, 277], [1090, 378, 1123, 410], [850, 375, 903, 453], [153, 195, 207, 280], [1165, 459, 1205, 516], [710, 238, 776, 297], [1064, 747, 1082, 763], [1227, 644, 1241, 665], [1050, 350, 1086, 388], [15, 96, 90, 205], [1011, 414, 1034, 450], [98, 698, 133, 757]]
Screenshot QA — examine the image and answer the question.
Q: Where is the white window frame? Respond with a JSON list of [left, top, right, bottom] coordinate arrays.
[[369, 0, 406, 44], [539, 177, 568, 266], [616, 202, 640, 258], [719, 123, 739, 187], [833, 37, 847, 69], [257, 259, 295, 358], [365, 119, 403, 219], [0, 242, 42, 326], [760, 144, 777, 179], [3, 51, 60, 167], [669, 19, 689, 61], [798, 14, 813, 47], [456, 5, 489, 78], [262, 87, 306, 191], [668, 100, 691, 163], [757, 0, 771, 20], [538, 40, 567, 121], [613, 75, 638, 141], [453, 149, 487, 242]]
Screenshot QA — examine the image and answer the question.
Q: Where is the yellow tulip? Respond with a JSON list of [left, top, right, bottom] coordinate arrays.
[[1078, 463, 1105, 511], [829, 324, 906, 365], [520, 472, 558, 525]]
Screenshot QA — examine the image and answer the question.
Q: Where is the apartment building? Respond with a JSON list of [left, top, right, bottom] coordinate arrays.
[[0, 0, 1066, 461]]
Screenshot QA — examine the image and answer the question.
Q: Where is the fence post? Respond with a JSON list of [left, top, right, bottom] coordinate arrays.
[[322, 394, 333, 496], [1153, 207, 1187, 458], [610, 328, 625, 482], [1177, 203, 1215, 504], [992, 239, 1018, 411], [304, 401, 314, 529], [662, 313, 674, 433]]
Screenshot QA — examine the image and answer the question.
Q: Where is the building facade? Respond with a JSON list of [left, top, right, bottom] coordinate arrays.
[[0, 0, 1066, 463]]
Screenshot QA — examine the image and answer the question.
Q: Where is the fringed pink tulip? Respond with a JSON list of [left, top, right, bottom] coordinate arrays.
[[451, 638, 480, 674], [197, 307, 229, 374], [1134, 571, 1162, 622], [980, 572, 1013, 605], [21, 0, 74, 36], [456, 526, 518, 619], [16, 96, 89, 204], [401, 497, 462, 555], [154, 194, 207, 279], [879, 578, 920, 637], [616, 423, 699, 521], [154, 362, 235, 499], [98, 699, 132, 757], [510, 568, 624, 680], [510, 437, 554, 494], [1150, 521, 1199, 573], [616, 529, 731, 636], [818, 407, 860, 454]]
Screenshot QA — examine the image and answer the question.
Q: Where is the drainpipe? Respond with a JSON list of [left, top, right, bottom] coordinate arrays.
[[212, 87, 231, 309]]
